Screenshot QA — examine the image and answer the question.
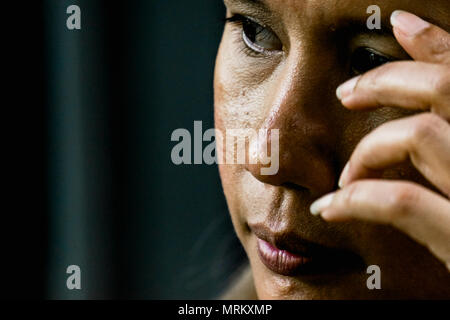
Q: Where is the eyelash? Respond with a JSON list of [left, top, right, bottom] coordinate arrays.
[[225, 14, 397, 71], [225, 14, 275, 58], [350, 47, 396, 75]]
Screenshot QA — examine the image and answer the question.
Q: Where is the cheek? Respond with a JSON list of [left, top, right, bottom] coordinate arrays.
[[214, 29, 283, 131], [214, 74, 281, 251], [214, 45, 252, 241], [214, 38, 267, 219], [342, 107, 426, 180], [337, 106, 418, 162]]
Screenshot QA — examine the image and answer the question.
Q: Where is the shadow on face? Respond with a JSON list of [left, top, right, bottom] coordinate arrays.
[[214, 0, 450, 299]]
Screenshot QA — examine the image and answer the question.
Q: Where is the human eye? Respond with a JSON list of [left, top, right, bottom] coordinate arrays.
[[225, 14, 282, 56], [350, 47, 396, 75]]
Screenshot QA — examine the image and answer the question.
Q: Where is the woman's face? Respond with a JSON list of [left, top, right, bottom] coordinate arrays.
[[214, 0, 450, 299]]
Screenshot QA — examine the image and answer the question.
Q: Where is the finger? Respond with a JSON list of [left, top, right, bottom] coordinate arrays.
[[338, 113, 450, 197], [390, 10, 450, 65], [310, 180, 450, 270], [336, 61, 450, 120]]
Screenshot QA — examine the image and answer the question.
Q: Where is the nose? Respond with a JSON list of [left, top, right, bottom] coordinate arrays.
[[246, 52, 339, 197]]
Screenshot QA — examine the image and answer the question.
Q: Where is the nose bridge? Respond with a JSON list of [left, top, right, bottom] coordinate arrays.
[[247, 47, 338, 196], [263, 41, 337, 130]]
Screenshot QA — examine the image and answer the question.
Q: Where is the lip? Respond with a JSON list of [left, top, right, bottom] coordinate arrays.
[[257, 238, 313, 276], [251, 224, 365, 277]]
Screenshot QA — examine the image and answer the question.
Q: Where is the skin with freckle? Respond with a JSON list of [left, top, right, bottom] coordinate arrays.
[[215, 0, 450, 299]]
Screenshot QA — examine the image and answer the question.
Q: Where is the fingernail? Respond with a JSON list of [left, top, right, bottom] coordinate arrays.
[[390, 10, 430, 36], [336, 76, 360, 100], [338, 162, 350, 188], [310, 192, 335, 216]]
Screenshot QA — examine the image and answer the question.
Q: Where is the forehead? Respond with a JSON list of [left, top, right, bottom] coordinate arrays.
[[225, 0, 450, 31]]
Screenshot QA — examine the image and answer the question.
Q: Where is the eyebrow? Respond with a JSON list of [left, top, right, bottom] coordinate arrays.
[[341, 20, 394, 37], [225, 0, 268, 11], [226, 0, 394, 35], [225, 0, 450, 33], [236, 0, 264, 4]]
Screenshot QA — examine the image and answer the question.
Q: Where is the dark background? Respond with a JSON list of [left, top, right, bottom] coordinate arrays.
[[3, 0, 247, 299]]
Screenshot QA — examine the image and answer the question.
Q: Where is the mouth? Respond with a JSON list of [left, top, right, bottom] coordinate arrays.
[[251, 224, 365, 277]]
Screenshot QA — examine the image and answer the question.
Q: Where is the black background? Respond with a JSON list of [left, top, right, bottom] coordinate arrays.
[[2, 0, 247, 299]]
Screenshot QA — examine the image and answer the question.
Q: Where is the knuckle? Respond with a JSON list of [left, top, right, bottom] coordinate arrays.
[[340, 182, 362, 207], [361, 62, 404, 107], [353, 134, 371, 158], [428, 32, 450, 62], [387, 183, 420, 221], [411, 113, 445, 144], [364, 63, 395, 89], [434, 69, 450, 98]]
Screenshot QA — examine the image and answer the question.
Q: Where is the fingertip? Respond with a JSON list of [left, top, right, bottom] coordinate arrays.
[[390, 10, 404, 27], [321, 209, 345, 222], [390, 10, 430, 37], [336, 86, 342, 101], [310, 192, 336, 216], [336, 76, 361, 101], [338, 162, 351, 188]]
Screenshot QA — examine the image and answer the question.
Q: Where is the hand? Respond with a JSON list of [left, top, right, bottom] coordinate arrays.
[[310, 10, 450, 271]]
